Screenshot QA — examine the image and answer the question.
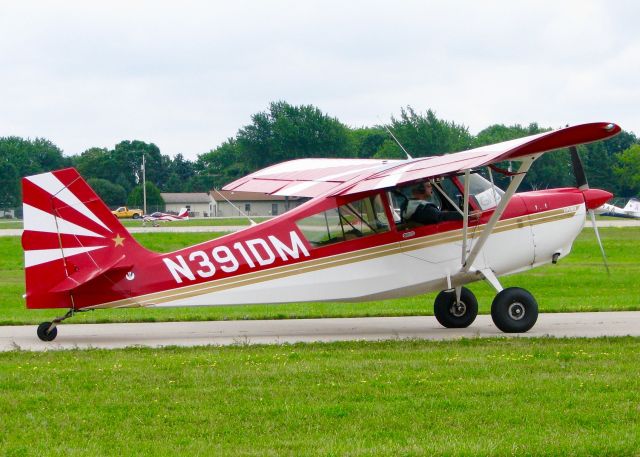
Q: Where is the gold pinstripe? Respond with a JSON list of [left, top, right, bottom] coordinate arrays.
[[90, 207, 579, 309]]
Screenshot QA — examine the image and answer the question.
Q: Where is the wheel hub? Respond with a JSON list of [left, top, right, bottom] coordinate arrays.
[[508, 302, 526, 320], [450, 301, 467, 317]]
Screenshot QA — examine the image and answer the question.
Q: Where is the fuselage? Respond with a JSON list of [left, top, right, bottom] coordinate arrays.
[[71, 187, 590, 310]]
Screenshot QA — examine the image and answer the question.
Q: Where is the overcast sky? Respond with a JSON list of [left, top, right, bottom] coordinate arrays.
[[1, 0, 638, 160]]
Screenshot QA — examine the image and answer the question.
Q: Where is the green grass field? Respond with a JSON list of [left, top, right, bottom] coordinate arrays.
[[0, 217, 271, 230], [1, 338, 638, 456], [1, 228, 639, 325]]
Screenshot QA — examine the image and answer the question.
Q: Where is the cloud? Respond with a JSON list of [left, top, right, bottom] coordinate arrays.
[[1, 0, 638, 159]]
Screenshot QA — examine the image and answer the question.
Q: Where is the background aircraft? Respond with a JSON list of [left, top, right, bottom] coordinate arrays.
[[596, 198, 640, 219], [142, 208, 189, 227], [21, 122, 619, 341]]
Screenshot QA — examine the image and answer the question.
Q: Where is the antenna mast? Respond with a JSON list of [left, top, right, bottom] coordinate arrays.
[[382, 123, 413, 160]]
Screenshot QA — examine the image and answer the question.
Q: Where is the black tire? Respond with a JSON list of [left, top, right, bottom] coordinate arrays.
[[37, 322, 58, 342], [434, 287, 478, 328], [491, 287, 538, 333], [132, 213, 141, 219]]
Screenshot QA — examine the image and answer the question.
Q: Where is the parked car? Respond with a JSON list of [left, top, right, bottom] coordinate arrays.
[[111, 206, 143, 219]]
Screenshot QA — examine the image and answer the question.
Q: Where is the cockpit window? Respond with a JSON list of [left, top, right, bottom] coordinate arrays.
[[296, 194, 390, 247], [457, 173, 504, 210]]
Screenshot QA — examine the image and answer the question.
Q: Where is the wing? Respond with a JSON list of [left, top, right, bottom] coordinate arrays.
[[222, 122, 620, 198], [223, 158, 402, 197]]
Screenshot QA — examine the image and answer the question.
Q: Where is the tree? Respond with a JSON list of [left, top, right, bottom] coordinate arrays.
[[196, 139, 249, 187], [87, 178, 127, 207], [127, 181, 164, 211], [386, 107, 472, 157], [113, 140, 164, 190], [75, 148, 119, 182], [613, 144, 640, 197], [0, 162, 19, 208], [472, 123, 571, 191], [372, 139, 405, 159], [473, 123, 546, 148], [524, 149, 573, 190], [159, 153, 197, 192], [236, 101, 351, 171], [348, 127, 387, 158], [0, 136, 67, 206]]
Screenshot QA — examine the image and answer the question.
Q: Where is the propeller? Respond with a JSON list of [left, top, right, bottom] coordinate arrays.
[[569, 146, 610, 275]]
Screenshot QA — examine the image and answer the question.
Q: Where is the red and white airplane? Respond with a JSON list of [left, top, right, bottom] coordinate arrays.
[[143, 208, 189, 226], [596, 198, 640, 219], [22, 122, 619, 341]]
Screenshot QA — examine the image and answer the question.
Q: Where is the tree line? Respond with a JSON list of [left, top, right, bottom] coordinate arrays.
[[1, 101, 638, 211]]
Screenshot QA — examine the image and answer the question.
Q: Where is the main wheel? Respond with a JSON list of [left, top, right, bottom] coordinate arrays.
[[37, 322, 58, 342], [132, 213, 141, 219], [434, 287, 478, 328], [491, 287, 538, 333]]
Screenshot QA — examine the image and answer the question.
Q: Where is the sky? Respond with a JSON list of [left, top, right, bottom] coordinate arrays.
[[1, 0, 638, 160]]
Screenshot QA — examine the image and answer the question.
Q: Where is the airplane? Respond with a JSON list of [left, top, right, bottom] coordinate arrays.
[[596, 198, 640, 219], [21, 122, 620, 342], [142, 208, 189, 227]]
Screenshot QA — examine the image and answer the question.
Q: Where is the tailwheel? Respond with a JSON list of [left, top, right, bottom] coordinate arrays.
[[491, 287, 538, 333], [35, 309, 76, 342], [434, 287, 478, 328], [37, 322, 58, 341]]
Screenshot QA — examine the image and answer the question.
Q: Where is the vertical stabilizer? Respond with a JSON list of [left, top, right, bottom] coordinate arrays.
[[22, 168, 147, 309]]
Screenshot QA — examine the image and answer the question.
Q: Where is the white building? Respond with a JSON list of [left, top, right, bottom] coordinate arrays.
[[210, 189, 305, 217], [160, 193, 214, 217]]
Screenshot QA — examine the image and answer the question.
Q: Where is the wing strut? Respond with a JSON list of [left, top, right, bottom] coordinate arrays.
[[461, 169, 471, 266], [461, 156, 536, 273]]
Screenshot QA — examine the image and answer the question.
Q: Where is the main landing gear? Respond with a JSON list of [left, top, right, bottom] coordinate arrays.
[[433, 287, 478, 328], [434, 282, 538, 333], [36, 309, 76, 342], [490, 287, 538, 333]]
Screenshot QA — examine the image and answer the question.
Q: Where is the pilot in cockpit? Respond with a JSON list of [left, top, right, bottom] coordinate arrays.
[[405, 181, 479, 225]]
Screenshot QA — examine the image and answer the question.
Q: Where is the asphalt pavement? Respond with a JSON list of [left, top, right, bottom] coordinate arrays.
[[1, 311, 639, 352]]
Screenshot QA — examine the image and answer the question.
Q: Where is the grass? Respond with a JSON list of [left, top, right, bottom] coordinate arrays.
[[1, 228, 639, 326], [0, 217, 271, 230], [0, 338, 638, 456], [0, 220, 22, 229], [1, 213, 632, 230]]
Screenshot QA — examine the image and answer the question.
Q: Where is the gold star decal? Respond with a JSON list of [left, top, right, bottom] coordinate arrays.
[[112, 234, 125, 247]]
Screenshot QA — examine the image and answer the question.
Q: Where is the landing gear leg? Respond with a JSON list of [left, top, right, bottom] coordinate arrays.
[[434, 286, 478, 328], [37, 309, 75, 342]]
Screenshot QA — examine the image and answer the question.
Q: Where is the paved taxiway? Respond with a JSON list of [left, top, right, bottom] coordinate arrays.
[[1, 312, 639, 352]]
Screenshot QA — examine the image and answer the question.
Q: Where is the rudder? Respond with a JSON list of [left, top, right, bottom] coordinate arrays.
[[22, 168, 146, 309]]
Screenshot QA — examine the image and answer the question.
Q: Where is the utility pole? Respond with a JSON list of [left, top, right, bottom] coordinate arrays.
[[142, 154, 147, 215]]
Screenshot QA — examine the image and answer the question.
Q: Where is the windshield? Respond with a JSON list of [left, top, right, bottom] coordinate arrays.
[[457, 173, 505, 210]]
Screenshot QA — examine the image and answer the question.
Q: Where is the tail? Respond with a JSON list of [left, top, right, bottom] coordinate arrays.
[[178, 207, 189, 219], [623, 198, 640, 214], [22, 168, 148, 309]]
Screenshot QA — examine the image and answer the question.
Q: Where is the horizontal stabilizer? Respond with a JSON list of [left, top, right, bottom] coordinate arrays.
[[50, 255, 132, 293]]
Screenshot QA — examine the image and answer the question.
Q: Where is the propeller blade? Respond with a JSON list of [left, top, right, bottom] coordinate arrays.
[[589, 209, 610, 276], [569, 146, 589, 190]]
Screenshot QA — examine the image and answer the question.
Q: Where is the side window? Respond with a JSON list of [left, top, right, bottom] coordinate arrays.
[[296, 207, 343, 246], [296, 194, 390, 247]]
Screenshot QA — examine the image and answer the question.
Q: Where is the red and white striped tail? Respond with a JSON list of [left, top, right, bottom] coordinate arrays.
[[22, 168, 144, 309]]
